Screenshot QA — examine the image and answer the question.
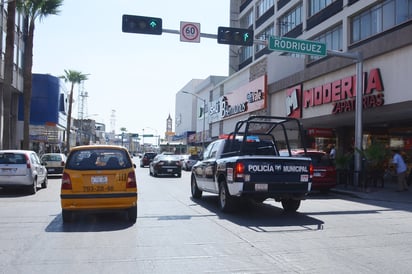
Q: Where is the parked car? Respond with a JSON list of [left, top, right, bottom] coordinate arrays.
[[0, 150, 48, 194], [280, 149, 337, 192], [149, 154, 182, 177], [60, 145, 137, 223], [40, 153, 67, 175], [182, 154, 200, 171], [140, 152, 157, 167]]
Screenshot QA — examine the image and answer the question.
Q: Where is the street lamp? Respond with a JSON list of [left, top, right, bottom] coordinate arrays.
[[141, 127, 160, 152], [144, 127, 160, 148], [181, 91, 206, 152]]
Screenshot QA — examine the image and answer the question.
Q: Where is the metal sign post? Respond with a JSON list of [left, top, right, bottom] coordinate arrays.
[[328, 50, 363, 187]]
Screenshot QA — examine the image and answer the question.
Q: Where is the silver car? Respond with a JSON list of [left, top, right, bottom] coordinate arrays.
[[0, 150, 48, 194]]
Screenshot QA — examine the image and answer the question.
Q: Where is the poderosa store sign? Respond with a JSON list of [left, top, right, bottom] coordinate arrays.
[[286, 68, 384, 118]]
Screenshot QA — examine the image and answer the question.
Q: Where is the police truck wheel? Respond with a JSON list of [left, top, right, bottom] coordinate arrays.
[[191, 175, 202, 199], [281, 199, 301, 212], [219, 182, 235, 212]]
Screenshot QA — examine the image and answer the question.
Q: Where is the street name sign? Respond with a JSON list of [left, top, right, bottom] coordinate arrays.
[[269, 36, 326, 57]]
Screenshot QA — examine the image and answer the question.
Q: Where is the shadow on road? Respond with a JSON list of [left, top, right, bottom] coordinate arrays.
[[45, 211, 135, 233], [189, 195, 325, 233]]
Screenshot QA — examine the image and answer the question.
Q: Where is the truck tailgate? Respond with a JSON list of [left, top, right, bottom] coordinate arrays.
[[238, 157, 311, 184]]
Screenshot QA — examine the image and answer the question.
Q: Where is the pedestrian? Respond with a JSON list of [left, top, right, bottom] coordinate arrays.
[[391, 149, 408, 192], [329, 144, 336, 160]]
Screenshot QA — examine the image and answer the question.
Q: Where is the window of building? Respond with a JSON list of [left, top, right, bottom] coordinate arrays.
[[255, 24, 274, 53], [256, 0, 274, 18], [240, 46, 254, 63], [309, 0, 336, 16], [309, 24, 342, 61], [351, 0, 412, 43], [240, 9, 254, 28], [278, 3, 302, 36]]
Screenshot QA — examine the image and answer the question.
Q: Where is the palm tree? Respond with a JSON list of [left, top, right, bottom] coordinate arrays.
[[1, 0, 16, 149], [60, 70, 89, 152], [17, 0, 63, 150]]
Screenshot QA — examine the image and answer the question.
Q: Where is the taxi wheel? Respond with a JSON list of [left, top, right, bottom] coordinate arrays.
[[62, 210, 73, 223], [127, 206, 137, 223]]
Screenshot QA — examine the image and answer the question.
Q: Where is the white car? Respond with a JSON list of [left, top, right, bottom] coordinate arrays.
[[0, 150, 48, 194], [182, 154, 200, 171], [41, 153, 67, 175]]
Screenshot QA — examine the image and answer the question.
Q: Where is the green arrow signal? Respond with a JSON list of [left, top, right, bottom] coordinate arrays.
[[149, 20, 157, 29]]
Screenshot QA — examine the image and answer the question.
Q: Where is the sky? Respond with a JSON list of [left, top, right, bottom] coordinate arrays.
[[33, 0, 230, 142]]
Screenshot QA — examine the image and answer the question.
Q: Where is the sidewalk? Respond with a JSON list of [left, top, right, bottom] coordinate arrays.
[[330, 180, 412, 203]]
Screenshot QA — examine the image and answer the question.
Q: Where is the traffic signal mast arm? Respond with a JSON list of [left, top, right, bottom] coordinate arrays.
[[161, 28, 217, 39], [122, 14, 260, 46], [162, 28, 261, 46]]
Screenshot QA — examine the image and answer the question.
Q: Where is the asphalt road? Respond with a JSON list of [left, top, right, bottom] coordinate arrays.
[[1, 160, 412, 274]]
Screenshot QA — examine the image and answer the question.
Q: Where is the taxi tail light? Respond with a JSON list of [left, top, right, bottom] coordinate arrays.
[[127, 171, 137, 188], [234, 162, 245, 179], [61, 172, 72, 190]]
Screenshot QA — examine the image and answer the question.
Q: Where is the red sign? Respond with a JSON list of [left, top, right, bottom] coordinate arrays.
[[307, 128, 335, 137], [302, 68, 384, 114], [286, 84, 302, 118]]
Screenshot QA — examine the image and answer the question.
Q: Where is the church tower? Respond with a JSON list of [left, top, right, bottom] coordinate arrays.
[[166, 114, 173, 140]]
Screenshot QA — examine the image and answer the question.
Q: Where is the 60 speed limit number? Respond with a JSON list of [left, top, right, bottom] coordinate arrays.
[[180, 22, 200, 43]]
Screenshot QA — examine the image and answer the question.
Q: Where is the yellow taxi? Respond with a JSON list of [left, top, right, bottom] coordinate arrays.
[[60, 145, 137, 223]]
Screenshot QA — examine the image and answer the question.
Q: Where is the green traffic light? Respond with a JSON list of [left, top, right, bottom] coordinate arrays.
[[122, 14, 162, 35], [243, 33, 249, 42], [149, 20, 157, 29]]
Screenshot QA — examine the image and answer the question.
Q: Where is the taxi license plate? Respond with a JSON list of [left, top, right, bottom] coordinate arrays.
[[255, 184, 268, 191], [91, 176, 108, 184], [83, 185, 114, 192]]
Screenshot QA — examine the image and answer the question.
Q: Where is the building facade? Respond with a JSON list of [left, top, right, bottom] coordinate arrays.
[[17, 74, 68, 153], [0, 1, 25, 149], [176, 0, 412, 177]]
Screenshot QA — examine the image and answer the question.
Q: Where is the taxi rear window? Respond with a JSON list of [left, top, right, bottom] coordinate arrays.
[[66, 149, 132, 170]]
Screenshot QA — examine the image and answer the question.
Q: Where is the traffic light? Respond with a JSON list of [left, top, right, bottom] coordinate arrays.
[[122, 14, 162, 35], [217, 27, 254, 46]]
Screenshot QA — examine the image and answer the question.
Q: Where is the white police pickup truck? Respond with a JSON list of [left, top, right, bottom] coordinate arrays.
[[190, 116, 313, 213]]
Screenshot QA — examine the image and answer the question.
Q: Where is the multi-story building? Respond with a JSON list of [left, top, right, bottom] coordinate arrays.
[[0, 1, 25, 149], [176, 0, 412, 183], [16, 74, 68, 153], [175, 76, 226, 153]]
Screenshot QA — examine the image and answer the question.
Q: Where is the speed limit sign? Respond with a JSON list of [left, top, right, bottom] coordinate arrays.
[[180, 21, 201, 43]]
